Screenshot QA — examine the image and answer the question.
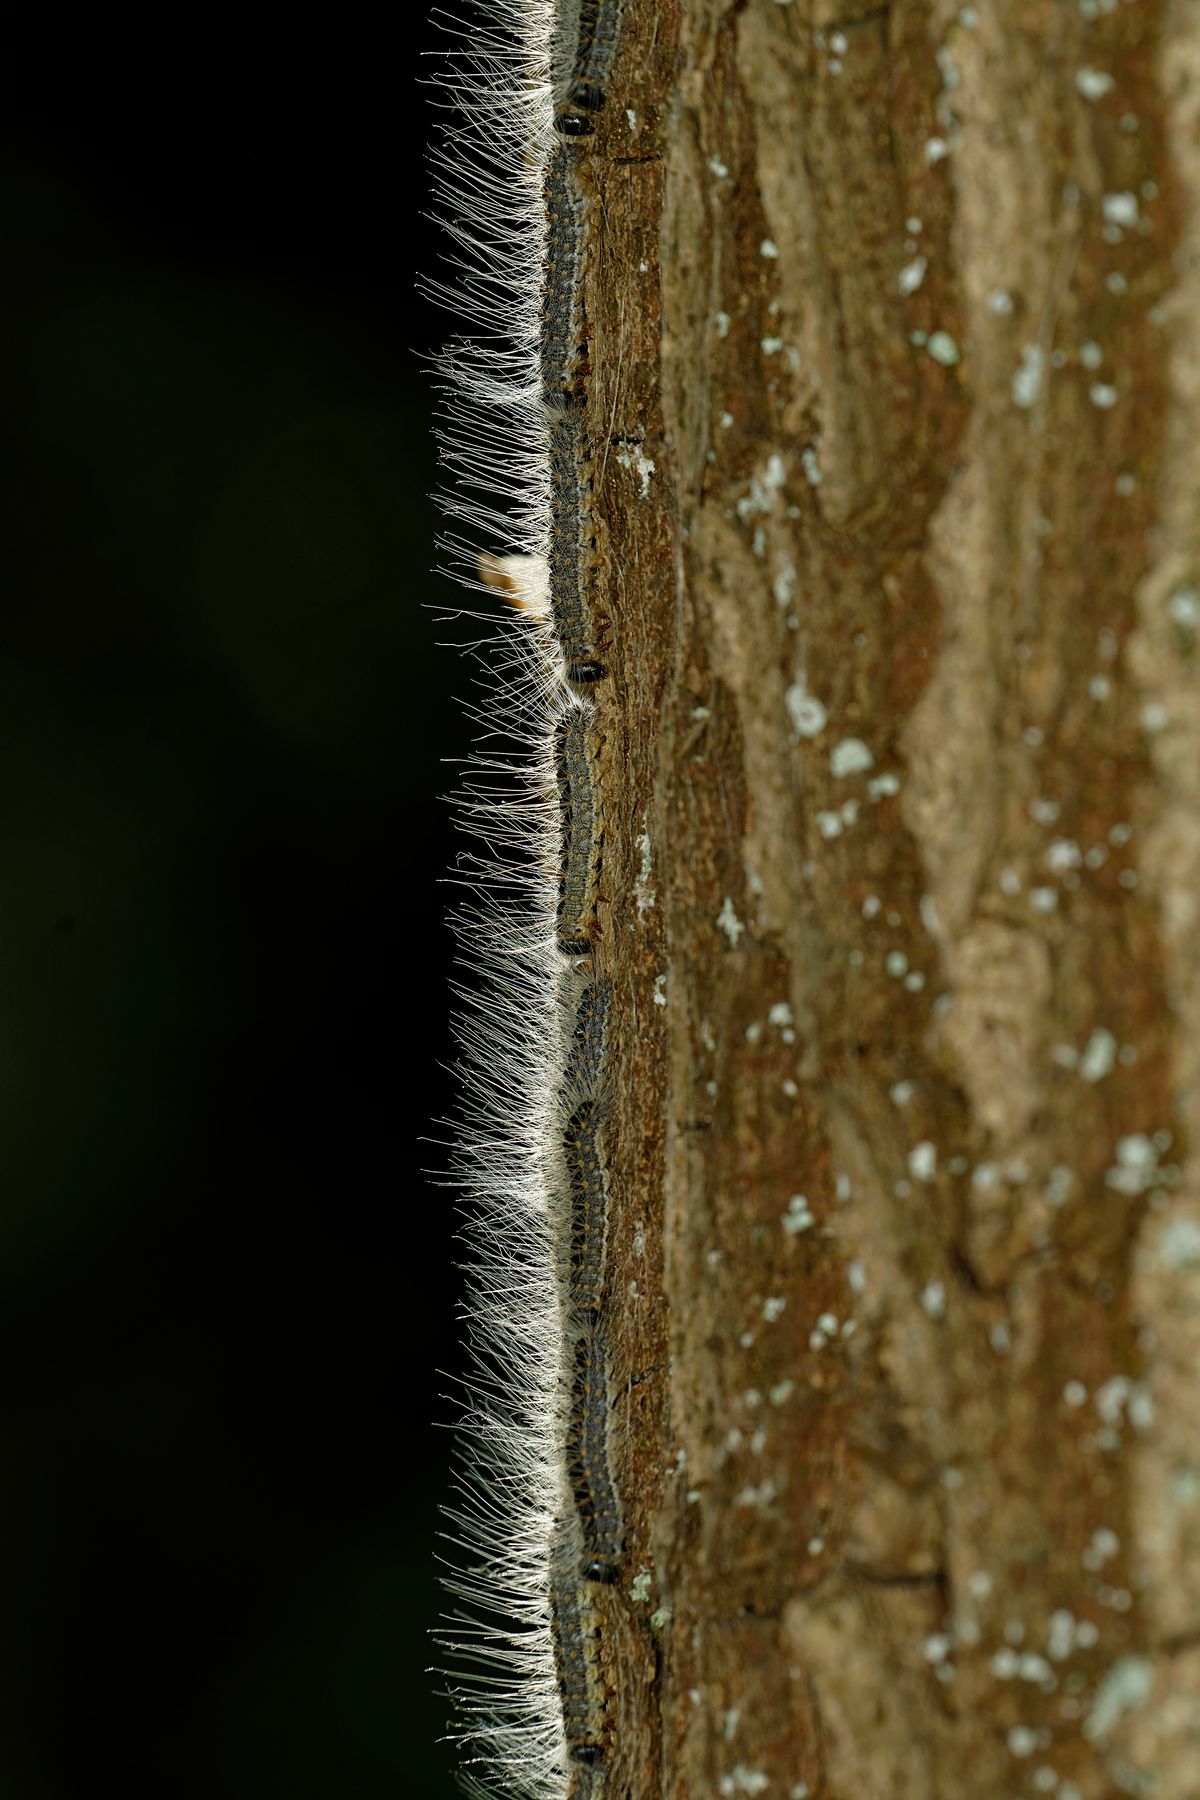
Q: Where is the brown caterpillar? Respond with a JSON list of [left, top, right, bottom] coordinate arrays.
[[556, 703, 605, 955]]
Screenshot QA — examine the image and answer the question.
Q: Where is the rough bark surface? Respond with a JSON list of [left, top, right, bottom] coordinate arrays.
[[589, 3, 1200, 1796]]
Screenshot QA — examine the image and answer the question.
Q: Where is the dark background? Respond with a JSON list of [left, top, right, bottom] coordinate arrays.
[[1, 4, 476, 1792]]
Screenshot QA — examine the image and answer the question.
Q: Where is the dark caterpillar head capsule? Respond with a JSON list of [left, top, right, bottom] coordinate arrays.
[[567, 82, 606, 113], [566, 659, 607, 684], [554, 112, 595, 137], [570, 1744, 604, 1766], [582, 1555, 619, 1585]]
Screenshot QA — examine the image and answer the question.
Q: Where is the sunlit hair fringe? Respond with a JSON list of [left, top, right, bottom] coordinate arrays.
[[426, 4, 580, 1797]]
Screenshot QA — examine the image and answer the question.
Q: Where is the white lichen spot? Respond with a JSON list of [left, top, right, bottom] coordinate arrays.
[[1046, 838, 1082, 874], [1079, 1028, 1117, 1083], [1165, 582, 1198, 629], [1047, 1166, 1073, 1208], [1090, 382, 1119, 409], [1084, 1656, 1154, 1741], [650, 1606, 671, 1629], [719, 1769, 770, 1798], [770, 1379, 795, 1405], [800, 444, 822, 487], [898, 255, 928, 295], [616, 442, 656, 499], [737, 455, 787, 520], [1141, 700, 1169, 734], [653, 973, 668, 1007], [1076, 67, 1115, 100], [636, 828, 656, 919], [1007, 1726, 1039, 1758], [909, 1141, 938, 1182], [868, 771, 901, 801], [816, 811, 843, 840], [762, 1296, 787, 1323], [714, 311, 731, 338], [988, 287, 1015, 316], [1013, 344, 1046, 408], [1079, 339, 1104, 370], [847, 1259, 867, 1294], [773, 559, 796, 608], [717, 898, 745, 948], [830, 737, 874, 778], [630, 1568, 653, 1604], [761, 336, 784, 356], [1102, 191, 1139, 228], [783, 1195, 814, 1235], [760, 239, 779, 259], [1029, 887, 1059, 913], [927, 330, 960, 366], [784, 685, 827, 744], [709, 156, 729, 178], [1106, 1134, 1158, 1196], [1159, 1214, 1200, 1269], [1063, 1380, 1088, 1407], [925, 136, 951, 162], [921, 1279, 946, 1320]]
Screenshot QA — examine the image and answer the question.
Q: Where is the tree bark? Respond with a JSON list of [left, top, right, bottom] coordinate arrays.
[[588, 2, 1200, 1795]]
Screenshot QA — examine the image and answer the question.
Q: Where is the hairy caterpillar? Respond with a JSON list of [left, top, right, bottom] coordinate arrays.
[[556, 704, 606, 956], [554, 0, 626, 133], [548, 403, 608, 683], [549, 1519, 608, 1763], [566, 1317, 622, 1584], [543, 147, 592, 400], [562, 976, 609, 1096]]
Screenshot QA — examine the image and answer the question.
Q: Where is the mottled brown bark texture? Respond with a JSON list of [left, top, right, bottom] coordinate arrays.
[[590, 2, 1200, 1795]]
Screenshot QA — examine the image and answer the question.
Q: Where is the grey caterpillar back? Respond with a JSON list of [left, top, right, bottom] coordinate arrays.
[[548, 406, 608, 683], [556, 706, 605, 955], [566, 1317, 622, 1583], [543, 148, 591, 400]]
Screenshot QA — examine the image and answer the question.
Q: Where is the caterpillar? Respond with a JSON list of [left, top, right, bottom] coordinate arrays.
[[556, 703, 606, 956], [548, 402, 608, 684], [554, 0, 626, 133], [549, 1518, 609, 1765], [562, 976, 610, 1095], [543, 146, 592, 400], [563, 1098, 610, 1311], [566, 1316, 623, 1584]]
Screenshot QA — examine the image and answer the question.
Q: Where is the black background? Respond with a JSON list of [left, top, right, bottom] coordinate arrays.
[[2, 4, 479, 1792]]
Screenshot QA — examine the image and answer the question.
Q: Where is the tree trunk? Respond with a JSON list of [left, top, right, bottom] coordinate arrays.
[[585, 2, 1200, 1796]]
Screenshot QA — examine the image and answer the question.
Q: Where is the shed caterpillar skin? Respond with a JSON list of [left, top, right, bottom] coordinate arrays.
[[555, 703, 606, 956]]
